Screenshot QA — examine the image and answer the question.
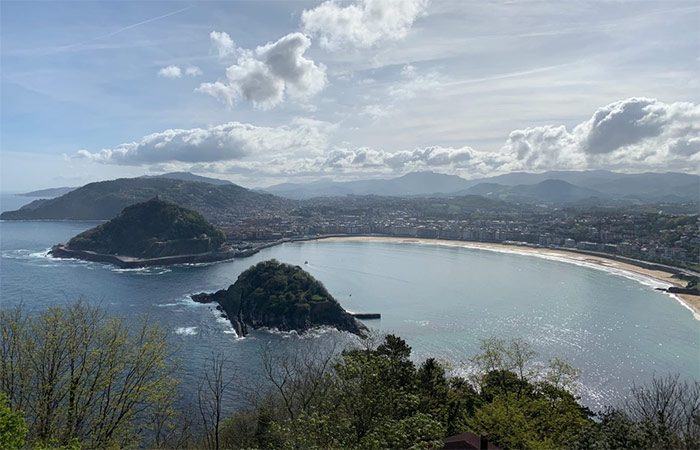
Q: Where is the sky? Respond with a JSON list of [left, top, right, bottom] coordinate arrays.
[[1, 0, 698, 191]]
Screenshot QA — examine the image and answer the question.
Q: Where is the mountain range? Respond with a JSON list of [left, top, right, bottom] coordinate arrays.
[[264, 170, 698, 204], [18, 172, 234, 199], [2, 177, 285, 221], [3, 170, 696, 221]]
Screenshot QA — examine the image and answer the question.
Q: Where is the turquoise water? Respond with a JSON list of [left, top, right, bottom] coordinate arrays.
[[0, 219, 698, 411]]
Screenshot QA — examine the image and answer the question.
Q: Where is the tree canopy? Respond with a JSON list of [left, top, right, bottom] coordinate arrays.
[[66, 198, 225, 258]]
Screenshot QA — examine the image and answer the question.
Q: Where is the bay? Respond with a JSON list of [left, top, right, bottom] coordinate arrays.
[[0, 219, 698, 412]]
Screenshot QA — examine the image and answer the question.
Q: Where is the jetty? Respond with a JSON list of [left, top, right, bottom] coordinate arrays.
[[351, 313, 381, 320]]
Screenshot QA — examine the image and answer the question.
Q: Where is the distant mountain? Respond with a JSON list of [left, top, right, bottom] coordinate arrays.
[[465, 179, 608, 204], [581, 173, 698, 202], [18, 187, 76, 198], [143, 172, 233, 186], [473, 171, 697, 202], [476, 170, 622, 186], [265, 171, 473, 199], [265, 170, 698, 204], [0, 177, 287, 221]]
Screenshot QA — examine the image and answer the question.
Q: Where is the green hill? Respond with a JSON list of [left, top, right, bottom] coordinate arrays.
[[64, 198, 225, 258], [192, 260, 366, 336], [0, 177, 288, 221]]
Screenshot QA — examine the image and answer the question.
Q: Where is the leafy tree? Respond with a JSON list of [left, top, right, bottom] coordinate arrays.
[[467, 337, 591, 449], [66, 198, 225, 258], [0, 302, 180, 449], [624, 374, 699, 450], [574, 408, 645, 450], [0, 393, 26, 450]]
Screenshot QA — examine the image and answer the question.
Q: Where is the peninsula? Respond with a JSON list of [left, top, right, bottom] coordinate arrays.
[[192, 260, 366, 337], [50, 198, 232, 268]]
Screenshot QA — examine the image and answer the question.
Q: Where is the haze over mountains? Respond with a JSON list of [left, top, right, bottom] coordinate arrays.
[[264, 170, 698, 204], [2, 177, 285, 221], [19, 172, 234, 198], [3, 170, 696, 222]]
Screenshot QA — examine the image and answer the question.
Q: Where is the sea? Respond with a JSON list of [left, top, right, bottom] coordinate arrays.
[[1, 192, 698, 412]]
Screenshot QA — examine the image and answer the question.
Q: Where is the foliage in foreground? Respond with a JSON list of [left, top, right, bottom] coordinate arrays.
[[0, 302, 182, 449], [1, 303, 698, 450]]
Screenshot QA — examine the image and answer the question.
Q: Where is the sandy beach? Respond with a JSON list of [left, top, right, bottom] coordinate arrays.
[[317, 236, 700, 321]]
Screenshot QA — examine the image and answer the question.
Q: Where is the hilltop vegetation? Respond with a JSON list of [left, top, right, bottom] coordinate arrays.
[[0, 177, 287, 221], [65, 198, 225, 258], [1, 303, 698, 449], [199, 335, 700, 450], [193, 260, 365, 336]]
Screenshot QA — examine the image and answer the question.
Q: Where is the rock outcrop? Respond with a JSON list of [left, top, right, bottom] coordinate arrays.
[[192, 260, 366, 337]]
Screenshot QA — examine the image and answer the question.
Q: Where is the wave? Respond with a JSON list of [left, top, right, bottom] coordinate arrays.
[[174, 326, 198, 336], [1, 248, 52, 260], [211, 309, 239, 337], [110, 266, 172, 275], [156, 294, 203, 309]]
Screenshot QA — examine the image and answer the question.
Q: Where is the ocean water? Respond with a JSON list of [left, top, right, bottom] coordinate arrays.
[[0, 218, 698, 412]]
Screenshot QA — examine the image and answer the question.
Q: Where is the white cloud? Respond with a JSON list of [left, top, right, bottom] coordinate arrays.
[[185, 66, 203, 76], [75, 119, 333, 165], [362, 104, 394, 119], [359, 65, 445, 120], [388, 64, 445, 99], [158, 65, 182, 78], [74, 98, 700, 178], [233, 98, 700, 178], [502, 97, 700, 172], [210, 31, 236, 59], [197, 32, 327, 110], [321, 145, 478, 171], [302, 0, 428, 49]]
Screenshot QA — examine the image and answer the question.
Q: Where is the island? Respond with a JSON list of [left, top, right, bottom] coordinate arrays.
[[50, 197, 233, 268], [191, 260, 367, 337]]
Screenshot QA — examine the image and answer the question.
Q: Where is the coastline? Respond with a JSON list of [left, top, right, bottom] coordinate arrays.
[[314, 236, 700, 320], [50, 244, 237, 268]]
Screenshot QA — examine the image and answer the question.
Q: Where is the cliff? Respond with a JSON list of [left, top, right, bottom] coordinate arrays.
[[52, 198, 226, 261], [192, 260, 366, 337]]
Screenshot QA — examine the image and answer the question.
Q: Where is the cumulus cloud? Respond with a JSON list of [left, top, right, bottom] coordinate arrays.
[[210, 31, 237, 59], [239, 98, 700, 178], [302, 0, 428, 49], [74, 98, 699, 178], [158, 65, 202, 78], [185, 66, 203, 76], [197, 32, 327, 109], [75, 119, 333, 165], [158, 65, 182, 78], [503, 97, 700, 172]]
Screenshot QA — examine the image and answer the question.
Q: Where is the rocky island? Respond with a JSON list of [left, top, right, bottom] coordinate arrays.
[[192, 260, 367, 337], [50, 198, 233, 268]]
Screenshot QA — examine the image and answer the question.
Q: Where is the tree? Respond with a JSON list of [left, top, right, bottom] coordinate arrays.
[[467, 337, 591, 449], [575, 376, 700, 450], [0, 393, 26, 450], [0, 302, 180, 449], [198, 352, 237, 450], [470, 337, 537, 399], [624, 374, 700, 450]]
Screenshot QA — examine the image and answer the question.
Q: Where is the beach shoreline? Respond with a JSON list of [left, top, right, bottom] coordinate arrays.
[[314, 235, 700, 321]]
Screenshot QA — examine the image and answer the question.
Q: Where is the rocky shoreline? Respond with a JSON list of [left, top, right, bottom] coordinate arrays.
[[190, 261, 367, 338], [191, 288, 367, 338], [50, 243, 237, 269]]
